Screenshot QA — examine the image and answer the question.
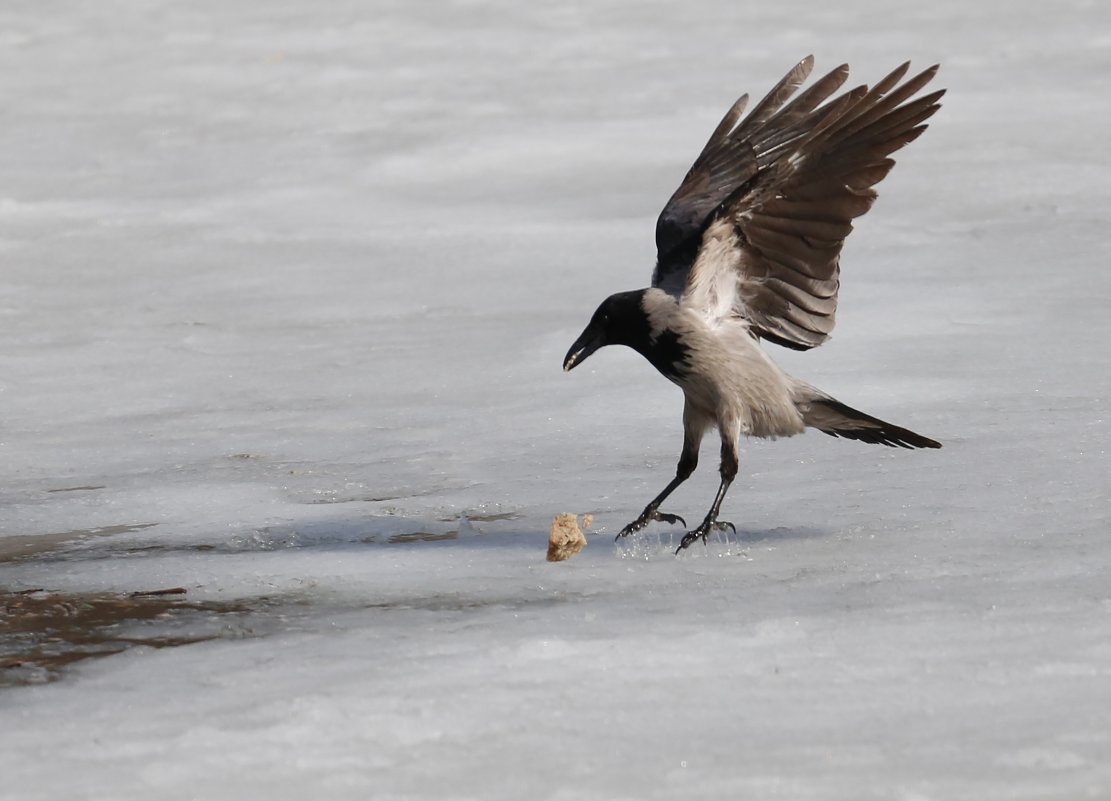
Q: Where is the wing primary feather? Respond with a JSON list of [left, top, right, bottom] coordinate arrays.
[[693, 93, 749, 163], [767, 64, 850, 126], [866, 61, 912, 98], [732, 56, 815, 140], [750, 91, 863, 164], [826, 65, 941, 144], [656, 57, 943, 348], [842, 90, 945, 148], [790, 86, 870, 150]]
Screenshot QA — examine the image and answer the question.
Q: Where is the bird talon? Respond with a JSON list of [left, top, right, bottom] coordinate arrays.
[[615, 508, 686, 541], [675, 519, 736, 553], [675, 531, 704, 554]]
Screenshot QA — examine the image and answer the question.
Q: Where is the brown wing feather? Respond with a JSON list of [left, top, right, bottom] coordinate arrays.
[[654, 58, 943, 343], [729, 56, 815, 140], [726, 63, 943, 350], [654, 56, 846, 286]]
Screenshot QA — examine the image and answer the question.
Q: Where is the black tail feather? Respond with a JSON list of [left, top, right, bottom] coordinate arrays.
[[806, 398, 941, 449]]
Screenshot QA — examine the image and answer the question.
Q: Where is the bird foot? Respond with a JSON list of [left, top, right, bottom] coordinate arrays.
[[676, 519, 737, 553], [615, 508, 687, 541]]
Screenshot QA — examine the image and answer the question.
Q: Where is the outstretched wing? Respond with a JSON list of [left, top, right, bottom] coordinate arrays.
[[653, 57, 944, 350]]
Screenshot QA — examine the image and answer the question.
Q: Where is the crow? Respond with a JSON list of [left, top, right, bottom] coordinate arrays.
[[562, 56, 943, 553]]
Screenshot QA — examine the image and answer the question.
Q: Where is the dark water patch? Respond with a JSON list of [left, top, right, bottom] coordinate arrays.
[[292, 485, 448, 505], [115, 543, 219, 555], [0, 588, 273, 688], [0, 524, 158, 563], [357, 591, 584, 614], [437, 511, 522, 523], [386, 530, 459, 544], [738, 526, 829, 543]]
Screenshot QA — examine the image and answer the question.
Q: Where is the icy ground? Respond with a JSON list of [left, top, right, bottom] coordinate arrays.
[[2, 0, 1110, 798]]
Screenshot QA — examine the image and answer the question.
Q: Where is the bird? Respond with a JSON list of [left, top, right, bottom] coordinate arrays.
[[562, 56, 944, 553]]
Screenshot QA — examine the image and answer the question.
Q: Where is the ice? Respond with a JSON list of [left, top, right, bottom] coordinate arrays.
[[2, 0, 1110, 798]]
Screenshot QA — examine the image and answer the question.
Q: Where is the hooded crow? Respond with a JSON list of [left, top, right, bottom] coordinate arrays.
[[563, 56, 943, 553]]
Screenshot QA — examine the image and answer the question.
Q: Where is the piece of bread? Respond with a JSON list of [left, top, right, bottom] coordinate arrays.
[[547, 513, 587, 562]]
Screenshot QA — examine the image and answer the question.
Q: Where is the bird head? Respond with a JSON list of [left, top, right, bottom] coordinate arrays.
[[563, 290, 647, 371]]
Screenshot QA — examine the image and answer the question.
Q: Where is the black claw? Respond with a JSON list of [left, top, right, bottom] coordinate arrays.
[[615, 508, 687, 541], [674, 519, 737, 554], [675, 533, 701, 554]]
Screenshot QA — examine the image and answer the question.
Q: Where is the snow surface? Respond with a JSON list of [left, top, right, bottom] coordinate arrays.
[[2, 0, 1111, 798]]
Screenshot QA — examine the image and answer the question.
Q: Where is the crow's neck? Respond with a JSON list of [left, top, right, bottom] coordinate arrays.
[[610, 289, 689, 380]]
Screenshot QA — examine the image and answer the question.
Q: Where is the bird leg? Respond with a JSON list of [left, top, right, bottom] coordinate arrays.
[[676, 436, 738, 553], [615, 475, 688, 540], [615, 428, 700, 541]]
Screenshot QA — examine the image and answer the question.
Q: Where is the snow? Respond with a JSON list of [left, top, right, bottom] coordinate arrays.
[[2, 0, 1110, 798]]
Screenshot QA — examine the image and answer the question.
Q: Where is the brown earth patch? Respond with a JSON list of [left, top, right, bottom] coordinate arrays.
[[0, 588, 263, 688]]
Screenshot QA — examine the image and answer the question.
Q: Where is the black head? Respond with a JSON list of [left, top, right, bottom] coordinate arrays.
[[563, 290, 649, 371]]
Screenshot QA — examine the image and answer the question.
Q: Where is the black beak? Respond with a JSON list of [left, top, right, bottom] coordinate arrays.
[[563, 327, 604, 372]]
